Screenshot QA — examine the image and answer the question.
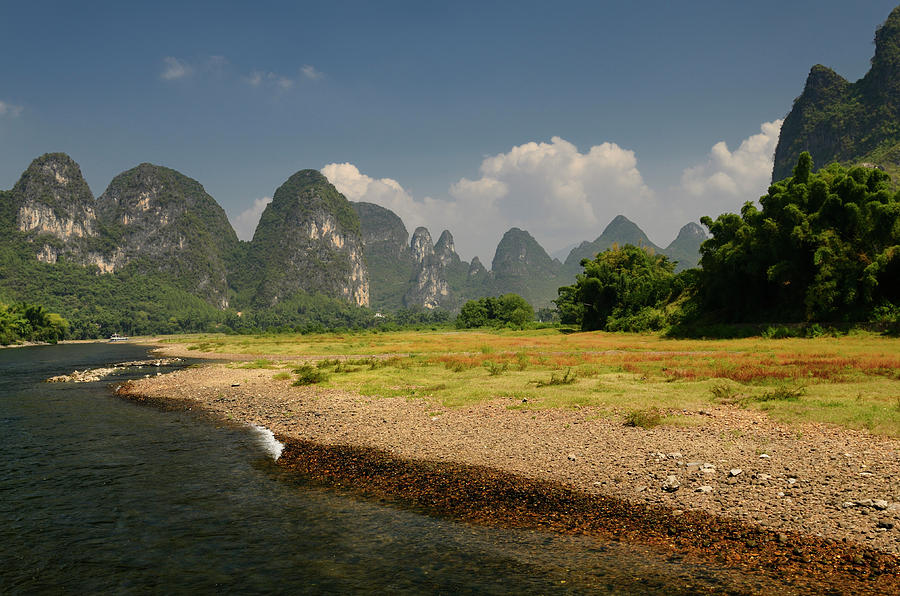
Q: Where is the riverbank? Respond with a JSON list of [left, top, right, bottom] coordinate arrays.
[[116, 349, 900, 594]]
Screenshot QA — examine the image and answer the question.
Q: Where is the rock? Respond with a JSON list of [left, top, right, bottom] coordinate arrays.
[[877, 520, 895, 529], [696, 485, 714, 493], [855, 499, 873, 508], [667, 452, 683, 460], [567, 453, 577, 461], [873, 499, 889, 510], [662, 475, 680, 492], [729, 468, 742, 477], [759, 454, 771, 459]]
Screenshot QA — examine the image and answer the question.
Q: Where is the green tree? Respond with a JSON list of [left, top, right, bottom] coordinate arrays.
[[555, 244, 678, 331], [698, 153, 900, 322], [456, 294, 534, 328]]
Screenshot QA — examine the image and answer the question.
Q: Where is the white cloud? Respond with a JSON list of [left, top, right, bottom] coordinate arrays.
[[301, 64, 323, 80], [664, 119, 783, 234], [324, 137, 658, 263], [246, 71, 263, 86], [322, 163, 459, 237], [681, 119, 783, 200], [323, 123, 784, 262], [0, 100, 23, 117], [447, 137, 656, 258], [160, 56, 192, 80], [231, 196, 272, 241], [245, 70, 294, 89]]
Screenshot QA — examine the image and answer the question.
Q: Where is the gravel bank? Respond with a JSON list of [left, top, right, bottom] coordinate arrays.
[[117, 355, 900, 592]]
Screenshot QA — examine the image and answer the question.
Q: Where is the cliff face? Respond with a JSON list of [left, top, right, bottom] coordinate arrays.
[[9, 153, 101, 265], [773, 6, 900, 181], [352, 201, 414, 310], [95, 163, 239, 307], [249, 170, 369, 307]]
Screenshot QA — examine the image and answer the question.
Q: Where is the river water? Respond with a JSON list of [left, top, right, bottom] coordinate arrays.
[[1, 343, 778, 594]]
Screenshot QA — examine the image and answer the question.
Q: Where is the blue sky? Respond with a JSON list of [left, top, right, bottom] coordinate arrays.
[[2, 1, 898, 261]]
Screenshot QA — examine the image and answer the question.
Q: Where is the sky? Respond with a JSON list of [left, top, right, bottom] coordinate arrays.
[[2, 0, 899, 262]]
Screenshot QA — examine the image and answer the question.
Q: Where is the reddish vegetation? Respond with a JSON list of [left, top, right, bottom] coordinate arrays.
[[618, 352, 900, 384], [428, 348, 900, 385]]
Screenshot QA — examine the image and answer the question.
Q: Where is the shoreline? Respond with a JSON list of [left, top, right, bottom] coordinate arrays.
[[113, 352, 900, 593]]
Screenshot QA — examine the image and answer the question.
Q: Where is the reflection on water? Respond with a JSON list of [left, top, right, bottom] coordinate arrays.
[[0, 343, 777, 594]]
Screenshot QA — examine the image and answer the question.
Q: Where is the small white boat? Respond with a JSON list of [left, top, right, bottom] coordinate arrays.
[[108, 333, 129, 342]]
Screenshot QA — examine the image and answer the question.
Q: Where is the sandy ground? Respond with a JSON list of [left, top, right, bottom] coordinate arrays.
[[121, 347, 900, 559]]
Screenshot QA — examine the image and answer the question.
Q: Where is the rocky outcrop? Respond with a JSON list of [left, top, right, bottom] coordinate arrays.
[[249, 170, 369, 307], [468, 256, 489, 281], [405, 227, 450, 309], [9, 153, 100, 264], [434, 230, 461, 268], [773, 6, 900, 181], [95, 163, 239, 307]]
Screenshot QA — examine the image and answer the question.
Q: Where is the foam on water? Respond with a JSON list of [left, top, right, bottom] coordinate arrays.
[[250, 424, 284, 460]]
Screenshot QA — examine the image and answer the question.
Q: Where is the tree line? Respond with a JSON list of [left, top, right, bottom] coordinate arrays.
[[554, 153, 900, 334], [0, 302, 69, 345]]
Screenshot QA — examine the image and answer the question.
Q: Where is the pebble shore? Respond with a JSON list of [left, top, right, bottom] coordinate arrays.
[[116, 351, 900, 593]]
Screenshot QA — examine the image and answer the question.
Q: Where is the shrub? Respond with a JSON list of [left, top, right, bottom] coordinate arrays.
[[710, 381, 741, 403], [755, 384, 804, 402], [483, 361, 509, 376], [624, 407, 663, 428], [535, 368, 576, 387], [292, 364, 329, 385]]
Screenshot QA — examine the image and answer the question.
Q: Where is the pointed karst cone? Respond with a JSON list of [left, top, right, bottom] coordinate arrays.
[[248, 169, 369, 307]]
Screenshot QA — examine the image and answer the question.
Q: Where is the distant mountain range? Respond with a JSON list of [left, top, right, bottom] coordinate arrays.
[[0, 152, 706, 319]]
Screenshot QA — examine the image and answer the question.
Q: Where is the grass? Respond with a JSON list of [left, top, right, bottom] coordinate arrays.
[[624, 407, 664, 429], [162, 328, 900, 436]]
